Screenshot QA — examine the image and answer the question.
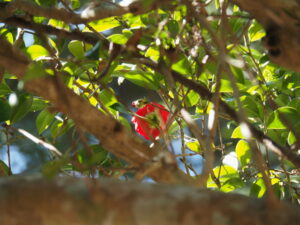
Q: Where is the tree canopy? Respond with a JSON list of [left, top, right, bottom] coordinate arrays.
[[0, 0, 300, 223]]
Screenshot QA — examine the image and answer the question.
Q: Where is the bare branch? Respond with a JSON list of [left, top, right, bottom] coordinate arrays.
[[1, 0, 172, 24], [3, 16, 99, 44]]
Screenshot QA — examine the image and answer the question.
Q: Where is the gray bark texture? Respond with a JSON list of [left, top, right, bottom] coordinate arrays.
[[0, 176, 300, 225]]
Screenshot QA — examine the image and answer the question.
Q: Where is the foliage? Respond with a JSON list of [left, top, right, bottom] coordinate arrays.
[[0, 0, 299, 205]]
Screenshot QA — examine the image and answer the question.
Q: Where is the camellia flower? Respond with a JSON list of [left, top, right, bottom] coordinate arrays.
[[131, 100, 170, 140]]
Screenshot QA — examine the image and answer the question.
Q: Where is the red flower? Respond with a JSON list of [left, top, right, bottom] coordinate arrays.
[[131, 102, 170, 140]]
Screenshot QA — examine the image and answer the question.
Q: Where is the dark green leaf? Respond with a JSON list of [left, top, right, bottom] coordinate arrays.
[[0, 99, 11, 122], [10, 93, 33, 124], [36, 109, 55, 134], [0, 82, 12, 96]]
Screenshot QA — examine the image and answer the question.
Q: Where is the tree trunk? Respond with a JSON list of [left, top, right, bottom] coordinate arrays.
[[0, 176, 299, 225], [233, 0, 300, 73]]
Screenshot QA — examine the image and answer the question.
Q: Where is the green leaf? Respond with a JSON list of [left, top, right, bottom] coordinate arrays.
[[85, 42, 101, 60], [240, 95, 261, 119], [113, 70, 161, 90], [0, 81, 12, 96], [167, 20, 179, 38], [0, 99, 11, 122], [250, 178, 266, 198], [87, 17, 120, 32], [171, 57, 192, 75], [68, 40, 85, 59], [186, 141, 202, 153], [207, 165, 244, 192], [145, 46, 160, 61], [249, 21, 265, 42], [30, 97, 49, 112], [231, 126, 245, 139], [107, 34, 130, 45], [219, 79, 233, 93], [26, 45, 49, 60], [77, 144, 108, 166], [36, 109, 55, 134], [9, 93, 33, 124], [0, 28, 14, 44], [235, 140, 252, 168], [50, 119, 74, 140], [185, 91, 200, 107], [0, 160, 10, 176], [99, 88, 118, 107], [267, 106, 300, 129], [110, 102, 128, 114], [48, 19, 68, 29], [288, 131, 296, 145]]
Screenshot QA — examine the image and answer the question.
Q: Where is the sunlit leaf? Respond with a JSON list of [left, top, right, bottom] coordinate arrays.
[[250, 178, 266, 198], [267, 106, 300, 129], [87, 17, 121, 32], [235, 140, 252, 168], [185, 91, 200, 107], [171, 57, 192, 75], [0, 28, 14, 44], [249, 21, 265, 42], [207, 165, 244, 192], [107, 33, 130, 45], [186, 141, 202, 153], [145, 46, 160, 61], [231, 126, 245, 139], [26, 45, 49, 60]]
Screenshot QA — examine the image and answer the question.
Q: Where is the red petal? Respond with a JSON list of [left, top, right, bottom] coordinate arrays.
[[131, 102, 170, 140]]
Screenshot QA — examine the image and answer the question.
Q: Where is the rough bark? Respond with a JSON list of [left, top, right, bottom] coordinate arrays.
[[0, 176, 299, 225], [233, 0, 300, 73]]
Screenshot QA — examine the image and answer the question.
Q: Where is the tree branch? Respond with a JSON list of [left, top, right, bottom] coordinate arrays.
[[232, 0, 300, 73], [3, 16, 99, 44], [0, 0, 171, 24], [0, 176, 299, 225]]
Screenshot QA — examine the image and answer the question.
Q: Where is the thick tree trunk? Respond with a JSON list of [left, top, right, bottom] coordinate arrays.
[[0, 176, 299, 225]]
